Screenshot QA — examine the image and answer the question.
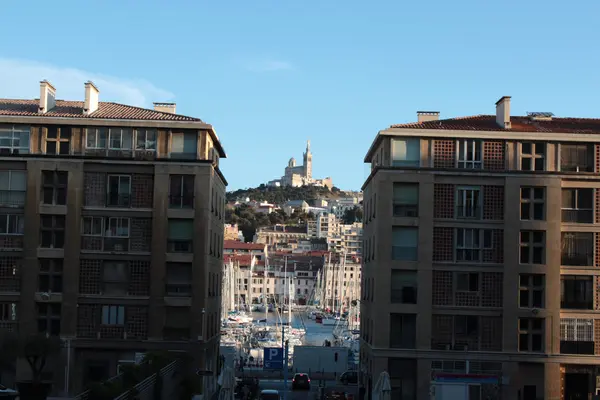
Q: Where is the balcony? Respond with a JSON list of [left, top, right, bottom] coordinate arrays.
[[456, 206, 481, 219], [107, 193, 131, 208], [0, 190, 25, 207], [561, 232, 593, 266], [165, 283, 192, 296], [562, 209, 593, 223], [167, 239, 193, 253], [169, 194, 194, 209], [393, 204, 418, 218], [560, 341, 595, 355], [104, 237, 130, 252]]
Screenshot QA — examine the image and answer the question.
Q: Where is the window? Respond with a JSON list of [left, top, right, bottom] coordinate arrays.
[[169, 175, 194, 208], [101, 305, 125, 325], [170, 132, 197, 159], [45, 126, 71, 155], [455, 228, 493, 262], [519, 231, 544, 264], [457, 139, 482, 169], [104, 218, 130, 251], [82, 216, 103, 236], [166, 263, 192, 296], [561, 232, 593, 266], [38, 259, 63, 293], [86, 127, 108, 149], [0, 125, 30, 154], [0, 214, 24, 235], [561, 144, 594, 172], [0, 303, 17, 322], [390, 271, 417, 304], [167, 219, 193, 253], [456, 186, 481, 219], [561, 275, 593, 310], [107, 175, 131, 207], [392, 183, 418, 217], [391, 138, 420, 167], [102, 262, 129, 295], [40, 215, 65, 248], [135, 129, 157, 151], [456, 272, 479, 292], [108, 128, 133, 150], [454, 315, 479, 337], [520, 187, 545, 220], [561, 188, 593, 223], [468, 385, 482, 400], [0, 170, 26, 207], [163, 307, 190, 340], [389, 313, 416, 349], [37, 303, 61, 336], [520, 142, 545, 171], [519, 274, 544, 308], [560, 318, 594, 355], [518, 318, 544, 352], [42, 170, 68, 205], [391, 227, 418, 261]]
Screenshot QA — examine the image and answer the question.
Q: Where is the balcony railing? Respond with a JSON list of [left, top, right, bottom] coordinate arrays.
[[391, 286, 417, 304], [561, 208, 593, 223], [0, 190, 25, 207], [169, 194, 194, 209], [167, 239, 193, 253], [561, 300, 593, 310], [456, 206, 481, 219], [165, 283, 192, 296], [392, 246, 418, 261], [107, 193, 131, 207], [104, 237, 130, 252], [393, 204, 418, 217], [561, 252, 593, 267], [560, 340, 595, 355]]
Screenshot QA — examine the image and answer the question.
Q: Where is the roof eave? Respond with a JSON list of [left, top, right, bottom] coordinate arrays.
[[363, 131, 386, 163], [0, 114, 210, 129], [207, 126, 227, 158]]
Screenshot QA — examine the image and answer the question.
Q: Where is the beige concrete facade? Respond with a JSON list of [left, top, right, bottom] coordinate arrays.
[[361, 105, 600, 399], [0, 90, 226, 396]]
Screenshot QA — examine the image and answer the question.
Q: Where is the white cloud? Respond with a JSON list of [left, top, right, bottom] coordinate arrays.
[[243, 59, 294, 72], [0, 58, 174, 107]]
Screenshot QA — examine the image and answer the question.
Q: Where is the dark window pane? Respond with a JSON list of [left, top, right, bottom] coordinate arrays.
[[38, 275, 49, 292], [42, 188, 54, 204], [533, 204, 544, 220], [533, 232, 543, 243], [56, 172, 68, 186], [37, 319, 47, 333], [60, 127, 71, 139], [522, 143, 532, 154], [520, 247, 529, 264], [521, 158, 532, 170], [54, 232, 65, 248], [519, 290, 529, 307], [519, 275, 529, 286], [534, 158, 544, 171], [533, 188, 544, 199], [521, 203, 530, 220], [521, 231, 530, 243], [52, 276, 63, 292], [59, 141, 70, 154], [519, 333, 528, 351], [531, 334, 542, 351], [532, 319, 543, 330], [56, 188, 67, 205], [532, 275, 543, 286], [521, 188, 531, 199], [533, 248, 543, 264], [40, 231, 52, 247], [46, 127, 57, 139], [50, 319, 61, 335], [46, 141, 57, 154], [532, 290, 543, 308], [535, 144, 545, 156]]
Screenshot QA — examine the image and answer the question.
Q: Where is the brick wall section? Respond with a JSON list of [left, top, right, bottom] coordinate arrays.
[[76, 304, 148, 340], [434, 184, 455, 219], [480, 316, 502, 351], [595, 276, 600, 310], [432, 271, 453, 306], [0, 256, 21, 292], [596, 234, 600, 268], [81, 237, 103, 251], [596, 144, 600, 173], [129, 261, 150, 296], [76, 304, 100, 338], [130, 218, 152, 252], [433, 227, 454, 262], [483, 229, 503, 263], [433, 140, 456, 168], [595, 321, 600, 355], [596, 189, 600, 224], [481, 272, 503, 307], [125, 306, 148, 339], [79, 259, 101, 294], [84, 172, 106, 206], [0, 236, 23, 250], [483, 141, 505, 170], [482, 186, 504, 220], [431, 315, 453, 349], [131, 174, 154, 208]]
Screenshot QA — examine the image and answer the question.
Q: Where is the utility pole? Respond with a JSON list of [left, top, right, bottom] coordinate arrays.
[[282, 324, 289, 400]]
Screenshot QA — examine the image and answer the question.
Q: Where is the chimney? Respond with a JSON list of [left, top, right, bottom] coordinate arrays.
[[416, 111, 439, 123], [84, 81, 100, 115], [153, 102, 176, 114], [39, 80, 56, 114], [495, 96, 511, 129]]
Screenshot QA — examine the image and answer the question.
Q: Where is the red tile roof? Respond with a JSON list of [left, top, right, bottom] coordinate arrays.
[[0, 99, 203, 122], [391, 115, 600, 134], [223, 240, 265, 250], [223, 254, 265, 266]]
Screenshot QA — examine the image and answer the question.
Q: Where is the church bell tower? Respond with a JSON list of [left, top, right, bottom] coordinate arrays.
[[303, 140, 312, 180]]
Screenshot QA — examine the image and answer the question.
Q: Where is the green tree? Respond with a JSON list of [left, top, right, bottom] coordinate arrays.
[[342, 206, 364, 224]]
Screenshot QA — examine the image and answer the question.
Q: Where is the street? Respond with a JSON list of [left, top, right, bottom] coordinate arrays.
[[259, 379, 358, 399]]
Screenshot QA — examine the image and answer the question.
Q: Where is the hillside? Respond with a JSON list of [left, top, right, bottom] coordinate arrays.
[[226, 184, 342, 205]]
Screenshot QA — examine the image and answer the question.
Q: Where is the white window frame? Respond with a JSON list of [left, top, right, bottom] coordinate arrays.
[[106, 217, 130, 238], [81, 216, 103, 236], [101, 305, 125, 325], [108, 128, 133, 150], [86, 128, 107, 149], [0, 214, 24, 235], [456, 139, 482, 169], [455, 228, 493, 262], [520, 142, 545, 171], [560, 318, 593, 342], [456, 186, 481, 219], [135, 129, 157, 151], [0, 125, 30, 155]]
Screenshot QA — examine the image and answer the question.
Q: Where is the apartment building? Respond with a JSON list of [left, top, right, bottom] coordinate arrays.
[[0, 80, 226, 394], [361, 97, 600, 400]]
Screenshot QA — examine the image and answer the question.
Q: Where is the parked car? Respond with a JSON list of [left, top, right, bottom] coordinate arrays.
[[260, 389, 281, 400], [292, 373, 311, 390], [339, 370, 358, 385]]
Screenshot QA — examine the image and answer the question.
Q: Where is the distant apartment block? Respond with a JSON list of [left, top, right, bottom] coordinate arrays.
[[0, 80, 226, 395], [361, 97, 600, 400]]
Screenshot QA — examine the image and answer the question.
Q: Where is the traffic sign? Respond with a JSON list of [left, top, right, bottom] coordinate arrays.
[[263, 347, 283, 370]]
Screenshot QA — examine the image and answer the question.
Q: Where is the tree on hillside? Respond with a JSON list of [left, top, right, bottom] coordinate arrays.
[[226, 185, 336, 204], [342, 206, 363, 224]]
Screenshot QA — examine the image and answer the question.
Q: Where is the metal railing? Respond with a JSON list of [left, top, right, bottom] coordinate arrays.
[[561, 208, 593, 223], [114, 359, 180, 400], [456, 206, 481, 219], [169, 194, 194, 209], [392, 204, 418, 218]]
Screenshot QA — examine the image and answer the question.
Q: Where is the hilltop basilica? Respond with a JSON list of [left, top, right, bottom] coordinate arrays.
[[268, 141, 333, 188]]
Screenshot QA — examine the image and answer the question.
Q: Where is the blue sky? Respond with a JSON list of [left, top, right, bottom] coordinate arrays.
[[1, 0, 599, 190]]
